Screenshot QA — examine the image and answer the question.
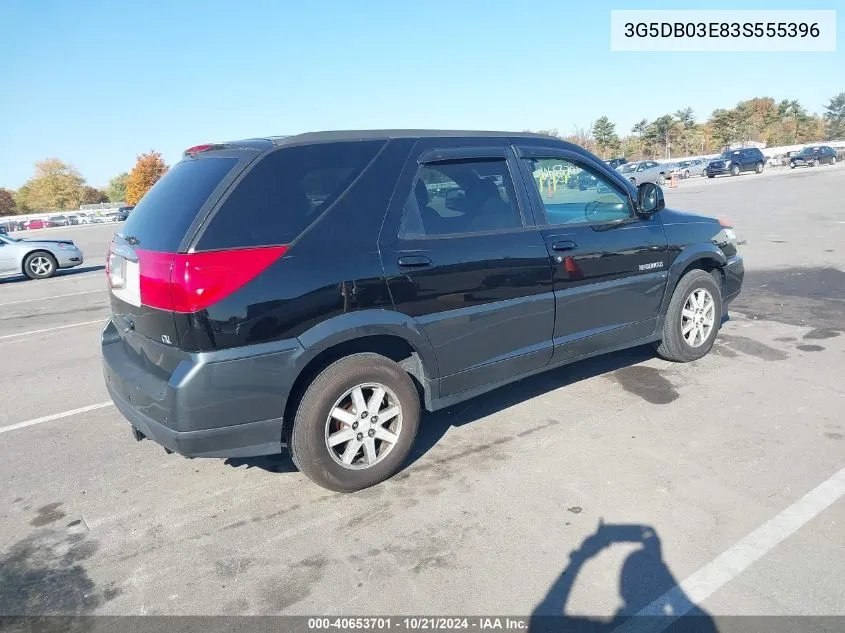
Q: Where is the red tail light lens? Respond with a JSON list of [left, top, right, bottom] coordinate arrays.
[[135, 246, 288, 313]]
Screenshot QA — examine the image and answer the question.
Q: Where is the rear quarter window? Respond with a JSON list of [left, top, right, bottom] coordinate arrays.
[[121, 157, 239, 252], [196, 140, 385, 251]]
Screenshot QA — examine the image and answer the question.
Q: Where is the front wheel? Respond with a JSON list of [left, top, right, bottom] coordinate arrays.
[[790, 162, 796, 169], [629, 177, 636, 185], [655, 270, 722, 363], [23, 252, 57, 279], [831, 156, 837, 165], [288, 352, 420, 492], [707, 174, 715, 179], [730, 164, 740, 176], [683, 170, 690, 179], [657, 173, 666, 186]]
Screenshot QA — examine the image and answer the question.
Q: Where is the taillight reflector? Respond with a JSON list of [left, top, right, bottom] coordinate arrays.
[[135, 246, 287, 313]]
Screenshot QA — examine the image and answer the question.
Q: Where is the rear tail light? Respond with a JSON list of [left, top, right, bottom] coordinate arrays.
[[135, 246, 288, 313]]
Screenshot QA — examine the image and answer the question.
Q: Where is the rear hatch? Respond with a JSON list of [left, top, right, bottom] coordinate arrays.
[[106, 149, 253, 353]]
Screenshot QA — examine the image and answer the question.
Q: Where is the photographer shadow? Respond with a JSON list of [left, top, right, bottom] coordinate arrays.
[[530, 521, 718, 633]]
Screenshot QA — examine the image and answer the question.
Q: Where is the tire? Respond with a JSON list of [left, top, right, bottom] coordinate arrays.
[[657, 173, 666, 186], [655, 269, 722, 363], [790, 162, 796, 169], [23, 251, 57, 279], [629, 177, 636, 185], [683, 170, 690, 179], [730, 164, 740, 176], [288, 352, 420, 492], [707, 174, 715, 179], [831, 156, 837, 165], [755, 162, 763, 174]]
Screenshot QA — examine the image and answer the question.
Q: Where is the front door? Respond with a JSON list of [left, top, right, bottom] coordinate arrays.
[[514, 147, 669, 363], [379, 143, 554, 397]]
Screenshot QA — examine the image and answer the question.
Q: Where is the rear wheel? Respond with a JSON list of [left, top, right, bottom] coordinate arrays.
[[730, 164, 740, 176], [288, 353, 420, 492], [790, 162, 796, 169], [655, 270, 722, 363], [629, 177, 636, 185], [755, 162, 763, 174], [23, 252, 57, 279], [707, 173, 715, 179], [831, 156, 837, 165], [683, 170, 690, 179]]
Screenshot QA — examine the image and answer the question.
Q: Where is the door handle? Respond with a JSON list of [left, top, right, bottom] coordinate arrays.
[[397, 255, 432, 268], [551, 241, 577, 252]]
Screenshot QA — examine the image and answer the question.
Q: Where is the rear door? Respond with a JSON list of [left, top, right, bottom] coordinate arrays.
[[379, 140, 554, 397], [513, 145, 668, 363]]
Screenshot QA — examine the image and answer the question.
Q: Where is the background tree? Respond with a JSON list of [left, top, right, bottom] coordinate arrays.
[[591, 116, 620, 159], [106, 172, 129, 203], [14, 185, 31, 212], [126, 151, 168, 206], [709, 109, 737, 149], [0, 188, 15, 216], [20, 159, 86, 210], [823, 92, 845, 139], [81, 185, 109, 204]]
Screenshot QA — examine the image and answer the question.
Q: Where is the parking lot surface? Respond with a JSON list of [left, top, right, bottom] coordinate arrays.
[[1, 167, 844, 619]]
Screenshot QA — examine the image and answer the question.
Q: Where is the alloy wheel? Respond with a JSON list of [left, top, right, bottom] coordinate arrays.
[[324, 383, 403, 470], [681, 288, 715, 348], [29, 256, 53, 277]]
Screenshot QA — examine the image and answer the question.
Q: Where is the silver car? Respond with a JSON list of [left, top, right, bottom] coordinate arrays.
[[0, 234, 85, 279], [617, 160, 668, 186], [673, 158, 708, 179]]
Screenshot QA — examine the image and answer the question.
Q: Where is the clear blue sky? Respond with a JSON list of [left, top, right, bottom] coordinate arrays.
[[0, 0, 841, 189]]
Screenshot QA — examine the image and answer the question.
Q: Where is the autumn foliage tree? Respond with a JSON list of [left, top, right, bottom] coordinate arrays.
[[126, 151, 168, 206], [19, 159, 86, 210]]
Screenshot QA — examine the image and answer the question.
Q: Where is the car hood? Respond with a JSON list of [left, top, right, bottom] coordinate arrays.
[[659, 208, 720, 226]]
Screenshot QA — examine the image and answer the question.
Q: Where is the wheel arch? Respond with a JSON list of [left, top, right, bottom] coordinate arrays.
[[660, 246, 727, 317], [284, 311, 440, 436], [21, 249, 57, 275]]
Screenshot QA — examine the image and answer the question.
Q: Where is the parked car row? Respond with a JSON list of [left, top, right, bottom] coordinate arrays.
[[1, 209, 132, 232]]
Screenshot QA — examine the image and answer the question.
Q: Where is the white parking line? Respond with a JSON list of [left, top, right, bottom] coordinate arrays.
[[0, 289, 106, 307], [0, 401, 114, 434], [0, 318, 107, 341], [614, 465, 845, 633]]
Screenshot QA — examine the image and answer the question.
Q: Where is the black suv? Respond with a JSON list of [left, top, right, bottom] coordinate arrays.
[[706, 147, 766, 178], [789, 146, 838, 168], [102, 130, 744, 491]]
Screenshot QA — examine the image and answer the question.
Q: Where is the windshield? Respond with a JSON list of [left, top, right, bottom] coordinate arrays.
[[619, 163, 636, 173], [720, 151, 740, 158]]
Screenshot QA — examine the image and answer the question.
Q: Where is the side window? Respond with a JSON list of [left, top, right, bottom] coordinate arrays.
[[399, 158, 522, 238], [197, 140, 384, 250], [523, 157, 632, 226]]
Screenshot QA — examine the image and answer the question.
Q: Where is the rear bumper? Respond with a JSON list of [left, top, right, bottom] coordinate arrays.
[[102, 320, 303, 458]]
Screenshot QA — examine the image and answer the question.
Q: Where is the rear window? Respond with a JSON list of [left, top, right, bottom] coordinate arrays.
[[121, 157, 238, 252], [195, 140, 385, 251]]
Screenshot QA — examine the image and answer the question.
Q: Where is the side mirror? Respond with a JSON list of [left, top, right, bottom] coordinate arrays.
[[444, 189, 466, 211], [637, 182, 665, 215]]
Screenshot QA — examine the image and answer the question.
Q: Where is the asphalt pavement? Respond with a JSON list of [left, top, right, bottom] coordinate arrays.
[[1, 167, 844, 620]]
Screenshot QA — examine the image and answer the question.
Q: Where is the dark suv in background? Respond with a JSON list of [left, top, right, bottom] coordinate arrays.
[[102, 130, 744, 491], [789, 146, 838, 168], [706, 147, 766, 178]]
